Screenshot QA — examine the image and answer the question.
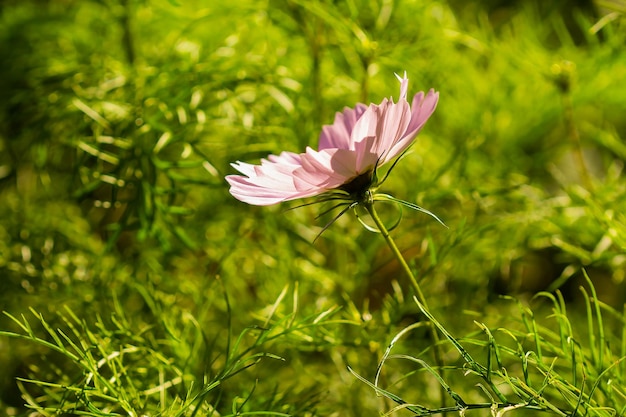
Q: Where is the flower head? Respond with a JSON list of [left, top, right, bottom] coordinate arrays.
[[226, 73, 438, 206]]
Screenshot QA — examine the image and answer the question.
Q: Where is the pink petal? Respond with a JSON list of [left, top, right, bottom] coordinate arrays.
[[318, 103, 368, 150], [267, 151, 302, 165], [385, 89, 439, 160], [395, 71, 409, 100], [327, 148, 376, 179], [226, 151, 325, 205], [230, 161, 258, 177], [293, 147, 379, 192], [227, 172, 324, 205], [406, 89, 439, 137], [349, 102, 383, 147], [372, 98, 411, 162], [226, 175, 295, 205], [293, 148, 352, 190], [352, 135, 379, 172]]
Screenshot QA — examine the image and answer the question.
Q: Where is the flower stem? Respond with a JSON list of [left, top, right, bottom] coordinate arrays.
[[364, 201, 446, 406], [363, 202, 429, 309]]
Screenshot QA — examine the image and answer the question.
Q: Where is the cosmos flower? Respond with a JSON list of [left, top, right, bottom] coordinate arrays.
[[226, 73, 439, 209]]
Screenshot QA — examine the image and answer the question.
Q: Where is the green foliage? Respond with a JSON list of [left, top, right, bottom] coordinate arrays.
[[354, 273, 626, 416], [1, 0, 626, 415], [0, 282, 356, 416]]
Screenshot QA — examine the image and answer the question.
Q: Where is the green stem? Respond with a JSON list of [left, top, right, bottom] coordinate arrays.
[[364, 201, 446, 407], [119, 0, 136, 66], [364, 202, 429, 309]]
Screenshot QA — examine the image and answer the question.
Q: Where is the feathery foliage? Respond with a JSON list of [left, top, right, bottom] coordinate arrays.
[[1, 0, 626, 415]]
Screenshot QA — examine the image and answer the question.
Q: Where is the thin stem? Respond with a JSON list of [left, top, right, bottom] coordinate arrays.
[[363, 202, 428, 309], [363, 201, 446, 408], [119, 0, 135, 66]]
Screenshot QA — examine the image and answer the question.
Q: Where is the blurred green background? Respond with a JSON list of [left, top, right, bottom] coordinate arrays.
[[1, 0, 626, 415]]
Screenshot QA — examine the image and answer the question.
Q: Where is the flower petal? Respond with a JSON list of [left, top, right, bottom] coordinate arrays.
[[293, 148, 352, 190], [267, 151, 302, 165], [395, 71, 409, 100], [352, 135, 379, 173], [226, 175, 294, 205], [226, 151, 324, 205], [349, 101, 383, 147], [293, 147, 379, 192], [372, 98, 411, 162], [319, 103, 368, 150], [406, 89, 439, 135], [385, 89, 439, 161]]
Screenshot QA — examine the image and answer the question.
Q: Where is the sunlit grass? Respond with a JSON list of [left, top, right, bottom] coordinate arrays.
[[1, 0, 626, 415]]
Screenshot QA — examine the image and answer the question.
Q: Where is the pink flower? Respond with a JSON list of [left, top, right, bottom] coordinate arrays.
[[226, 73, 439, 206]]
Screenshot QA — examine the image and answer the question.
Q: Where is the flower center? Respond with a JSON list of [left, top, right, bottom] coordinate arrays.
[[339, 171, 374, 199]]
